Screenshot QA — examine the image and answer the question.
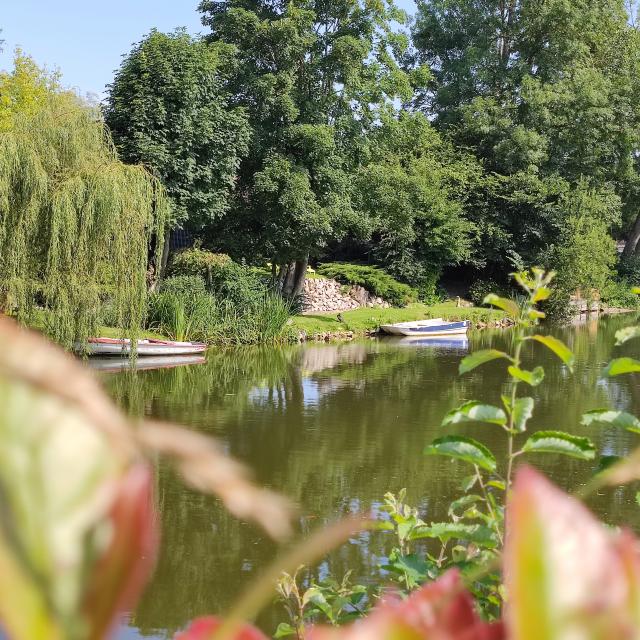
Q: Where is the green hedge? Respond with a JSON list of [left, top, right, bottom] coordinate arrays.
[[316, 263, 418, 307]]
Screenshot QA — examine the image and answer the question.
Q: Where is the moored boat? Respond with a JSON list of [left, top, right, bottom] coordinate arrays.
[[380, 320, 470, 337], [379, 318, 444, 336], [78, 337, 207, 356]]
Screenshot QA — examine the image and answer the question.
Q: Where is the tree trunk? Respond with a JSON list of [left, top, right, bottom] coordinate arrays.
[[623, 214, 640, 259], [149, 227, 171, 292], [283, 262, 297, 296], [291, 258, 309, 298]]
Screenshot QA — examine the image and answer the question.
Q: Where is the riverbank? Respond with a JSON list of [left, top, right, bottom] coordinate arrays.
[[292, 302, 509, 342]]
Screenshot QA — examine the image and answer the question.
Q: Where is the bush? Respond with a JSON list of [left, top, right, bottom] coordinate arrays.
[[601, 278, 640, 309], [316, 263, 418, 307], [170, 249, 267, 308], [468, 279, 502, 306]]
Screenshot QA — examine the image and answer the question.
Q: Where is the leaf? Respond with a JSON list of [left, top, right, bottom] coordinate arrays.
[[274, 623, 297, 639], [177, 616, 268, 640], [615, 326, 640, 346], [508, 366, 545, 386], [512, 397, 535, 433], [581, 409, 640, 434], [442, 401, 507, 426], [460, 475, 477, 491], [459, 349, 512, 374], [632, 287, 640, 294], [487, 480, 506, 491], [448, 494, 484, 518], [483, 293, 520, 318], [527, 335, 575, 371], [424, 436, 497, 472], [412, 522, 498, 548], [506, 467, 640, 640], [532, 287, 551, 303], [521, 431, 595, 460], [604, 357, 640, 377]]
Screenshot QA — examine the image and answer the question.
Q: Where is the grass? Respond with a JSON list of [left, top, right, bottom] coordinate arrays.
[[292, 302, 506, 336]]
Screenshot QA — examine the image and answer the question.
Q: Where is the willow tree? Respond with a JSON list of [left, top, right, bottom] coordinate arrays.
[[0, 53, 168, 348]]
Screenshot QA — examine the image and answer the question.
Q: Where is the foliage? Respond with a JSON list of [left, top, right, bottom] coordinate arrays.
[[468, 279, 503, 307], [316, 263, 418, 307], [199, 0, 420, 290], [105, 30, 249, 230], [0, 51, 168, 349], [168, 249, 232, 283], [275, 567, 367, 638], [147, 276, 217, 342], [353, 112, 480, 297]]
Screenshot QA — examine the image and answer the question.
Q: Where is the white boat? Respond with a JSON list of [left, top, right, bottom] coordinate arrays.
[[379, 318, 444, 336], [380, 319, 470, 337], [78, 337, 207, 356]]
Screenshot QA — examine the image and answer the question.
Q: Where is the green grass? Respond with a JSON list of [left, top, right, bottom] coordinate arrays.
[[292, 302, 506, 336]]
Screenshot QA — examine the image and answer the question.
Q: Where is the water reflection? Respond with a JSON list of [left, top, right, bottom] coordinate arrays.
[[101, 314, 640, 639]]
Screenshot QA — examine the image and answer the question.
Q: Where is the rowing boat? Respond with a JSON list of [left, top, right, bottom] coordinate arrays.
[[78, 337, 207, 356], [380, 320, 470, 337]]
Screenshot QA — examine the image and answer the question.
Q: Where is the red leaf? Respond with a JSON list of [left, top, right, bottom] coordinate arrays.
[[505, 466, 640, 640], [175, 616, 269, 640], [82, 464, 159, 640]]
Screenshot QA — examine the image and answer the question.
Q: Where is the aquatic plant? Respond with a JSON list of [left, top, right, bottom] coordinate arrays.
[[0, 52, 168, 349]]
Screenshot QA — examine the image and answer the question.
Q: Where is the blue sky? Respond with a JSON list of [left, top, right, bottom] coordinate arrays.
[[0, 0, 416, 99], [0, 1, 204, 98]]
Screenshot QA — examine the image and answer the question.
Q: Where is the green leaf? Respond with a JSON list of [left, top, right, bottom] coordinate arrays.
[[460, 474, 477, 491], [527, 335, 575, 371], [615, 326, 640, 346], [275, 623, 297, 638], [459, 349, 512, 374], [424, 435, 497, 472], [604, 358, 640, 377], [597, 455, 622, 474], [521, 431, 596, 460], [513, 397, 535, 432], [487, 479, 506, 491], [412, 522, 498, 548], [442, 401, 507, 426], [632, 287, 640, 295], [532, 287, 551, 303], [448, 494, 484, 518], [483, 293, 520, 318], [508, 365, 545, 386], [581, 409, 640, 434]]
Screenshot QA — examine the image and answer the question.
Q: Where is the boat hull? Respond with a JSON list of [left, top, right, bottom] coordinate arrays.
[[380, 318, 444, 335], [381, 320, 470, 337], [79, 338, 207, 357]]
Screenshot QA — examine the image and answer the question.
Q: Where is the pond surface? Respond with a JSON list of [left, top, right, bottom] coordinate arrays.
[[103, 314, 640, 639]]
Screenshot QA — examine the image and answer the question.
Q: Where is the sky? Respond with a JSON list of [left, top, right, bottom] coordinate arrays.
[[0, 1, 205, 98], [0, 0, 416, 99]]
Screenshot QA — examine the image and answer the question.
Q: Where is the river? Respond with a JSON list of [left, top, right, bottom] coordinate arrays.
[[104, 314, 640, 638]]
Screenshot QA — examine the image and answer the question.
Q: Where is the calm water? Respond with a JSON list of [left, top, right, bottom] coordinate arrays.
[[100, 315, 640, 639]]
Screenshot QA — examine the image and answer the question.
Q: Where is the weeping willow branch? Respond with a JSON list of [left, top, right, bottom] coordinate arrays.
[[0, 92, 168, 348]]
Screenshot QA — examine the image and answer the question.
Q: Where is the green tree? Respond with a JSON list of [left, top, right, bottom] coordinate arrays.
[[200, 0, 421, 296], [412, 0, 640, 274], [0, 52, 168, 348], [354, 112, 479, 298], [105, 30, 250, 263]]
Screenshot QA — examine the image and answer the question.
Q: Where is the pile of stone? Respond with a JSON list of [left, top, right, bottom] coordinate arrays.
[[302, 277, 390, 313]]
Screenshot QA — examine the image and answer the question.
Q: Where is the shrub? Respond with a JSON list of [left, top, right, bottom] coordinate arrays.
[[316, 263, 418, 307], [468, 278, 502, 306], [169, 249, 267, 308], [168, 248, 232, 282]]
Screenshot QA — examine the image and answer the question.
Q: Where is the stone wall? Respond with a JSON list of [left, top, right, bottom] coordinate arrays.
[[302, 277, 390, 313]]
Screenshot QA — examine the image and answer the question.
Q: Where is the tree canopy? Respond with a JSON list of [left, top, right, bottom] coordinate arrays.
[[106, 30, 250, 232]]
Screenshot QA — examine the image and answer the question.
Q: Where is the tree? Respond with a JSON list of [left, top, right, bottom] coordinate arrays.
[[105, 30, 250, 262], [199, 0, 421, 296], [354, 112, 479, 298], [0, 52, 168, 347], [412, 0, 640, 274]]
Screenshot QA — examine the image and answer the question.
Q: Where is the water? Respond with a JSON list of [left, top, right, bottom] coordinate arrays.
[[100, 314, 640, 638]]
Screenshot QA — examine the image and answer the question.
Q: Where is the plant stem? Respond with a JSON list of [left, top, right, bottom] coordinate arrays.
[[475, 466, 503, 546]]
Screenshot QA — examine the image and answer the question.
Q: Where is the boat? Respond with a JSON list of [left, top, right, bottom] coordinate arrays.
[[86, 354, 206, 372], [380, 319, 470, 337], [379, 318, 444, 336], [78, 337, 207, 356]]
